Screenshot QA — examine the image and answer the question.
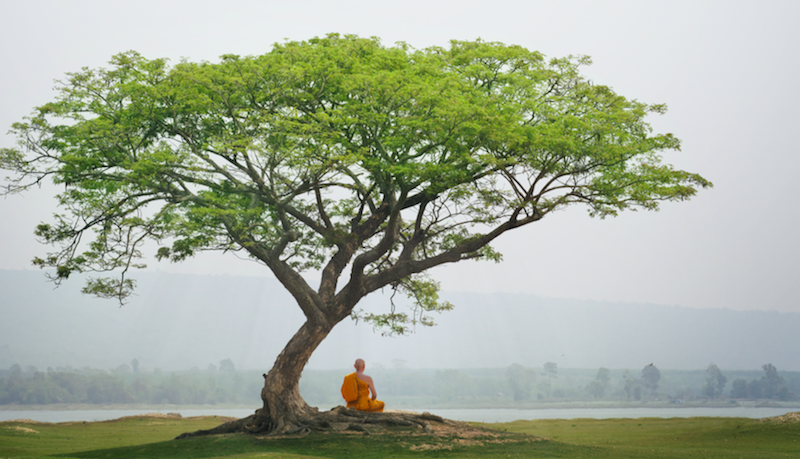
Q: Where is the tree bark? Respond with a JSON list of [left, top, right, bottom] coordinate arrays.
[[248, 318, 334, 433], [176, 313, 355, 438]]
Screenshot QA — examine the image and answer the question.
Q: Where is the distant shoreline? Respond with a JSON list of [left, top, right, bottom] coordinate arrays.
[[4, 400, 800, 411], [0, 403, 256, 411]]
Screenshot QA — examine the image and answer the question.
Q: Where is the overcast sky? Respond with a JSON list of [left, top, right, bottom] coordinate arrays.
[[2, 0, 799, 314]]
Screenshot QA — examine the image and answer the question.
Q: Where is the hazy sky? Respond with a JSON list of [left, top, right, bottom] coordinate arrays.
[[2, 0, 799, 314]]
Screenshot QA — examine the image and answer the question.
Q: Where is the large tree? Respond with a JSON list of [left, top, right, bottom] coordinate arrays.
[[1, 35, 710, 433]]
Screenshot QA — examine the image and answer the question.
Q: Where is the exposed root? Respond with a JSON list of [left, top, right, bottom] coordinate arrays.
[[299, 406, 447, 435], [175, 406, 471, 439]]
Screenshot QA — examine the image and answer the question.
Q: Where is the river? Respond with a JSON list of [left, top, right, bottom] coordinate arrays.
[[1, 406, 797, 423]]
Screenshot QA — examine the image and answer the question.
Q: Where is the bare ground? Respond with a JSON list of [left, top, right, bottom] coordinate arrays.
[[759, 411, 800, 424]]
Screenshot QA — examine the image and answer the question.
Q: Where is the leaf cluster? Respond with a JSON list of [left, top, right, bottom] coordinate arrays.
[[2, 34, 710, 331]]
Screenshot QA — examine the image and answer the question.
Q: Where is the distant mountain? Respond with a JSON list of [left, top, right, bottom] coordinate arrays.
[[2, 269, 798, 372]]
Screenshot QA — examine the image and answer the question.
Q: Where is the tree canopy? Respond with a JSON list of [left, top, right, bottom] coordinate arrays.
[[1, 34, 710, 431], [642, 364, 662, 391]]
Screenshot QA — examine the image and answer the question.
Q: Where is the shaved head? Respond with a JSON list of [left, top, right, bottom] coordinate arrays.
[[354, 358, 365, 371]]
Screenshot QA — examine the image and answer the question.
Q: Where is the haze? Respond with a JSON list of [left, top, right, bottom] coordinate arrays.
[[1, 1, 799, 373], [3, 270, 799, 372]]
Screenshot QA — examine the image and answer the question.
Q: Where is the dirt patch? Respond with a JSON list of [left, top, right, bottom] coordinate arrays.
[[759, 411, 800, 424], [111, 412, 184, 422], [409, 443, 453, 451], [103, 413, 237, 423], [399, 423, 535, 452], [0, 413, 238, 426], [0, 419, 49, 425], [399, 420, 535, 451], [4, 425, 39, 434]]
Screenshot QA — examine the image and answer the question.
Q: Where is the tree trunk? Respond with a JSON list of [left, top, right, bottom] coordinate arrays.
[[249, 318, 334, 434], [174, 305, 464, 440]]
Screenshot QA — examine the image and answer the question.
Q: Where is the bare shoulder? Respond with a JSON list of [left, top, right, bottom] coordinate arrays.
[[359, 373, 374, 383]]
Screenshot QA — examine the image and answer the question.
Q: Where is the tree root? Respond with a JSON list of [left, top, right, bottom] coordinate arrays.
[[175, 406, 454, 439]]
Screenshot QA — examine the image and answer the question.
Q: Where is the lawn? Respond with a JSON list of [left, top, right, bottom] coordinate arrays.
[[1, 413, 798, 458], [494, 415, 800, 458]]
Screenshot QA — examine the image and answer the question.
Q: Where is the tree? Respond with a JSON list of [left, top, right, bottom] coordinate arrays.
[[542, 362, 558, 397], [730, 378, 748, 399], [748, 379, 763, 399], [219, 359, 236, 373], [702, 363, 727, 399], [595, 367, 611, 388], [622, 370, 642, 401], [543, 362, 558, 380], [0, 35, 710, 433], [761, 363, 784, 399], [505, 363, 536, 401], [587, 380, 605, 399], [641, 364, 661, 392], [587, 367, 610, 399]]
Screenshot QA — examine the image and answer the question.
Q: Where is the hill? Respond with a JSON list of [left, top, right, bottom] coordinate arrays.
[[1, 269, 798, 372]]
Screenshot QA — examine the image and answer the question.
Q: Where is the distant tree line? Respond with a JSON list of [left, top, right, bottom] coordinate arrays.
[[497, 362, 797, 404], [729, 364, 792, 401], [0, 361, 797, 406], [0, 360, 256, 405]]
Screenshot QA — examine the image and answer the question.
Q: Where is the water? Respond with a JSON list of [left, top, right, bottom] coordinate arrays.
[[1, 407, 797, 424], [0, 408, 255, 423], [412, 407, 800, 423]]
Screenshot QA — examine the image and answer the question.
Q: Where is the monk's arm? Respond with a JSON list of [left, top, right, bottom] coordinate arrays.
[[363, 375, 378, 400]]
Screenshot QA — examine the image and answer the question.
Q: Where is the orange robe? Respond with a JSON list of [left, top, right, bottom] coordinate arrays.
[[345, 373, 385, 412]]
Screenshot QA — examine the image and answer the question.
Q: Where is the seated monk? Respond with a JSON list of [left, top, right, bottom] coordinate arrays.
[[343, 358, 385, 412]]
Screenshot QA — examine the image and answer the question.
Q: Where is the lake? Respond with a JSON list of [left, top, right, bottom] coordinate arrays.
[[1, 406, 798, 423]]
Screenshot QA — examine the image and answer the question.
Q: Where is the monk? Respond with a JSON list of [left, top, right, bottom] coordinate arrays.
[[343, 358, 385, 412]]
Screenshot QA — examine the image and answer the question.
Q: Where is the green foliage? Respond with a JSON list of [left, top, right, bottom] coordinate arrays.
[[353, 274, 454, 335], [2, 34, 710, 335]]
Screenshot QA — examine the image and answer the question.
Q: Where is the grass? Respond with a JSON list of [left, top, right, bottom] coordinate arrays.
[[2, 413, 798, 458], [493, 416, 800, 458], [0, 415, 230, 458]]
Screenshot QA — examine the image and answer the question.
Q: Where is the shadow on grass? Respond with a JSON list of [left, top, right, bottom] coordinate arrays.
[[55, 431, 597, 459]]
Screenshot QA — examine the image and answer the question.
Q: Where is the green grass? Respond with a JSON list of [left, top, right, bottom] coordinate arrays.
[[2, 414, 798, 458], [491, 416, 800, 458], [0, 415, 232, 458]]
